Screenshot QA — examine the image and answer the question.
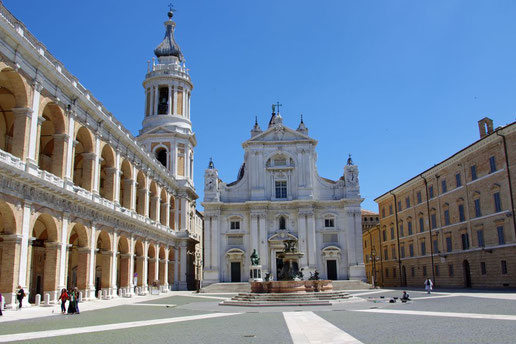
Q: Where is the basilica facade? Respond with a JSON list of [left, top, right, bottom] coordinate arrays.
[[0, 5, 202, 308], [202, 110, 366, 285]]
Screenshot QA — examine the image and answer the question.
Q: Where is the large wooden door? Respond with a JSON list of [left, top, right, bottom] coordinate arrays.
[[231, 262, 241, 282], [327, 260, 337, 280]]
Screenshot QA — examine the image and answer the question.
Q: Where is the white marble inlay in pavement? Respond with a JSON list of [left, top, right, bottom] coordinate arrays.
[[355, 309, 516, 321], [283, 311, 363, 344], [0, 312, 241, 343]]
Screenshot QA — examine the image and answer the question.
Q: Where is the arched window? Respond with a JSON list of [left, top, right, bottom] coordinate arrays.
[[279, 216, 286, 230], [155, 148, 167, 167]]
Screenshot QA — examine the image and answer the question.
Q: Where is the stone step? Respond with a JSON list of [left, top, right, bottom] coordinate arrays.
[[200, 282, 251, 293], [220, 300, 332, 307]]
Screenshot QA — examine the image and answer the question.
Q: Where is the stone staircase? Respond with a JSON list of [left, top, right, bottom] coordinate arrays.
[[219, 291, 352, 307], [201, 282, 251, 293]]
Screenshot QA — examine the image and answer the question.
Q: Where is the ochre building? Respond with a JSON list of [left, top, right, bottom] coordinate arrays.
[[374, 118, 516, 288], [0, 5, 202, 308]]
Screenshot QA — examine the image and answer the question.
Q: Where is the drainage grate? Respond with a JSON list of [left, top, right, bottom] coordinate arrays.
[[243, 335, 256, 338]]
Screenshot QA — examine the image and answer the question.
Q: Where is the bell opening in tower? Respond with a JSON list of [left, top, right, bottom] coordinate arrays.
[[158, 87, 169, 115], [155, 148, 167, 167]]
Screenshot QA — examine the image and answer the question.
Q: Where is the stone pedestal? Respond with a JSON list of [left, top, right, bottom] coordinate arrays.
[[249, 265, 263, 282]]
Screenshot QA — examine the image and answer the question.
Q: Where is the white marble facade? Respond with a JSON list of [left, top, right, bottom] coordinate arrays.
[[202, 111, 366, 284]]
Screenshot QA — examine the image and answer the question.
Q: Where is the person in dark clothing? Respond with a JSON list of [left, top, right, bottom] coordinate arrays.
[[58, 289, 68, 314], [16, 285, 25, 310], [401, 291, 411, 302], [74, 288, 80, 314], [67, 289, 76, 314], [0, 291, 3, 316]]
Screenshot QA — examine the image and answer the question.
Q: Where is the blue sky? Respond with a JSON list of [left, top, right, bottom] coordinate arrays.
[[7, 1, 516, 211]]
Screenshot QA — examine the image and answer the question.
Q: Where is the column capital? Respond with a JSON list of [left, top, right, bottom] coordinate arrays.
[[12, 107, 33, 118], [53, 133, 69, 142]]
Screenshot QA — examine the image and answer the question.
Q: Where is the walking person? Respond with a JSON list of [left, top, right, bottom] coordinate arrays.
[[424, 277, 433, 294], [67, 289, 76, 314], [0, 291, 3, 316], [74, 287, 80, 314], [58, 289, 68, 314], [16, 285, 25, 310]]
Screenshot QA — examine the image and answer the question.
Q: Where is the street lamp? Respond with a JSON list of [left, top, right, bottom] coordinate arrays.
[[369, 247, 380, 288]]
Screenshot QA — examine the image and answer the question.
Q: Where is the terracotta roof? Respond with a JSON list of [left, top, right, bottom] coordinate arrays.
[[361, 209, 378, 216]]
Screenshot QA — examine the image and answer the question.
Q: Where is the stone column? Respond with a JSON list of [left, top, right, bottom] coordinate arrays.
[[163, 202, 170, 227], [128, 235, 135, 295], [173, 83, 178, 115], [346, 209, 357, 266], [164, 247, 170, 290], [179, 242, 188, 290], [182, 87, 187, 118], [306, 211, 317, 268], [26, 82, 43, 164], [250, 213, 259, 255], [185, 149, 190, 182], [173, 245, 179, 290], [87, 223, 97, 299], [11, 107, 32, 161], [58, 214, 70, 291], [114, 150, 121, 204], [258, 214, 268, 272], [110, 231, 118, 297], [119, 253, 131, 291], [18, 202, 32, 295], [297, 212, 308, 268], [143, 241, 149, 292], [64, 115, 75, 184], [100, 250, 113, 297], [180, 198, 188, 231], [154, 86, 159, 115], [168, 85, 173, 115], [81, 152, 97, 191], [0, 234, 22, 308], [92, 136, 101, 194]]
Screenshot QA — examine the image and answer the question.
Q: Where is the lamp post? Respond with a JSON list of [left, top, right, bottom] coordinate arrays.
[[370, 247, 379, 288]]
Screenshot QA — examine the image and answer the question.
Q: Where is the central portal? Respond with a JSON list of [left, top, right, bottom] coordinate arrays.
[[276, 255, 284, 280]]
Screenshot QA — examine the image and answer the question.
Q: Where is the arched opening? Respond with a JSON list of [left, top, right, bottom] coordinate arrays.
[[147, 244, 157, 286], [149, 182, 158, 221], [0, 67, 29, 158], [155, 147, 167, 167], [463, 260, 472, 288], [136, 171, 146, 216], [29, 213, 59, 303], [0, 201, 17, 300], [117, 235, 130, 291], [158, 246, 166, 285], [38, 103, 66, 177], [134, 240, 144, 288], [73, 127, 95, 190], [120, 159, 133, 209], [67, 224, 89, 291], [279, 216, 286, 230], [94, 230, 112, 297], [99, 145, 116, 201], [169, 196, 176, 230], [168, 248, 175, 287]]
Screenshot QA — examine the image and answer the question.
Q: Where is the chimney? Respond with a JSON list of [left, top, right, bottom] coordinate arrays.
[[478, 117, 494, 139]]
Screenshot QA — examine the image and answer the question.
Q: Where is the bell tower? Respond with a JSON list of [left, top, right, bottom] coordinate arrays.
[[137, 8, 195, 184]]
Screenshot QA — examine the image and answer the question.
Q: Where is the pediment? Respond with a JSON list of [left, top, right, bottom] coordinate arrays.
[[143, 126, 176, 135], [246, 125, 315, 144]]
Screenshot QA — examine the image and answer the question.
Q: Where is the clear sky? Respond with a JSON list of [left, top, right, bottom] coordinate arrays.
[[7, 1, 516, 212]]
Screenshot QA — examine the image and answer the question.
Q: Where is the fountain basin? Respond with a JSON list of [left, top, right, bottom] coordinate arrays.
[[251, 280, 333, 293]]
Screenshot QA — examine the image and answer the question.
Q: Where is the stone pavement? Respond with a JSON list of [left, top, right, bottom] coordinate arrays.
[[1, 288, 516, 343]]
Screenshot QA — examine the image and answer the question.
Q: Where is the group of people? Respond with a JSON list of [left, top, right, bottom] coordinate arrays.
[[58, 288, 81, 314]]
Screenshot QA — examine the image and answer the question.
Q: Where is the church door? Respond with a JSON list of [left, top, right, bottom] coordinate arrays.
[[231, 262, 241, 282], [327, 260, 337, 280]]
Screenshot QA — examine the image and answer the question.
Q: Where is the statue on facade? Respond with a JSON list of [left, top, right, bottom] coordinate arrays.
[[250, 249, 260, 266], [283, 239, 297, 253]]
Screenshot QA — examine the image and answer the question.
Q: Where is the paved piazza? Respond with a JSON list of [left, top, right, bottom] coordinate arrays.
[[1, 289, 515, 343]]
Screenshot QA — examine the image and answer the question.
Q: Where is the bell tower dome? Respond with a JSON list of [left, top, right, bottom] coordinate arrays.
[[137, 8, 196, 184]]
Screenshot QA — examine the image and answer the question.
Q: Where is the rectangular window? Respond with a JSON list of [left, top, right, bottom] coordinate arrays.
[[429, 185, 434, 199], [401, 246, 405, 258], [477, 230, 485, 247], [393, 268, 396, 278], [390, 227, 394, 240], [431, 214, 437, 229], [409, 244, 414, 257], [446, 236, 453, 252], [433, 238, 439, 253], [480, 262, 487, 275], [230, 221, 240, 230], [382, 230, 387, 242], [444, 209, 450, 226], [471, 165, 477, 181], [389, 205, 393, 215], [448, 264, 454, 277], [435, 264, 440, 277], [408, 221, 413, 235], [406, 197, 410, 208], [421, 241, 426, 256], [455, 173, 462, 187], [325, 218, 335, 228], [228, 235, 244, 246], [411, 266, 415, 277], [461, 233, 470, 250], [489, 156, 497, 173], [497, 226, 505, 245], [417, 191, 422, 204], [419, 217, 424, 232], [398, 201, 402, 212], [422, 265, 427, 277], [494, 192, 502, 212], [385, 268, 389, 277], [441, 179, 447, 193], [275, 181, 287, 199], [382, 208, 385, 218], [501, 260, 508, 274], [474, 199, 482, 217], [384, 248, 388, 260], [399, 223, 404, 237], [391, 246, 396, 260], [459, 204, 465, 222]]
